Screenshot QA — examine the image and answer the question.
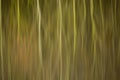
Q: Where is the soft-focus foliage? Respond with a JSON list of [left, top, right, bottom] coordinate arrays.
[[0, 0, 120, 80]]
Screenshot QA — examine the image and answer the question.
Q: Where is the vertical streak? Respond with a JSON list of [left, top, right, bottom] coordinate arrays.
[[112, 0, 116, 79], [82, 0, 87, 79], [100, 0, 104, 31], [17, 0, 20, 79], [72, 0, 77, 79], [17, 0, 20, 34], [0, 0, 4, 80], [82, 0, 86, 46], [99, 0, 105, 80], [90, 0, 96, 75], [115, 0, 117, 26], [65, 6, 70, 80], [58, 0, 62, 80], [81, 0, 86, 53], [66, 53, 70, 80], [73, 0, 77, 57], [37, 0, 43, 69]]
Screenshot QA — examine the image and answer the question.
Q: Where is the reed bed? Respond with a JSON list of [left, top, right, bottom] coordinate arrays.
[[0, 0, 120, 80]]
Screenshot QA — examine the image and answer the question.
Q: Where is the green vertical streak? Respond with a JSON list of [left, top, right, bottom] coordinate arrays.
[[17, 0, 20, 34], [81, 0, 86, 47], [0, 0, 4, 80], [99, 1, 105, 65], [17, 0, 21, 79], [65, 8, 70, 80], [65, 51, 70, 80], [7, 4, 15, 80], [112, 0, 116, 79], [49, 46, 52, 80], [37, 0, 43, 70], [114, 0, 116, 24], [115, 0, 117, 26], [90, 0, 96, 77], [8, 45, 11, 80], [72, 0, 77, 79], [58, 0, 62, 80], [99, 1, 105, 80], [73, 0, 77, 58], [82, 0, 87, 79], [100, 0, 104, 34]]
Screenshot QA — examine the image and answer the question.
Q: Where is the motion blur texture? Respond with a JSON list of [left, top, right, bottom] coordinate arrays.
[[0, 0, 120, 80]]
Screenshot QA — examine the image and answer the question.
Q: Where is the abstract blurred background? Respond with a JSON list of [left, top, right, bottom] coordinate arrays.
[[0, 0, 120, 80]]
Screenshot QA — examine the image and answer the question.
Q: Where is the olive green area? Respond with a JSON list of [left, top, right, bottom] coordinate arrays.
[[0, 0, 120, 80]]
